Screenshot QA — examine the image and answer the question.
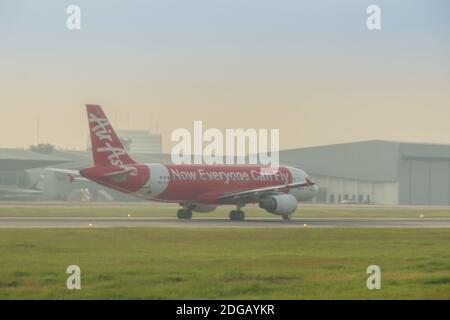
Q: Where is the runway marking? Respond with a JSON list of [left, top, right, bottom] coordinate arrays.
[[1, 217, 450, 228]]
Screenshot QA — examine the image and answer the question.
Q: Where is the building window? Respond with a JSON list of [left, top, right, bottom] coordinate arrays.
[[329, 194, 335, 203], [358, 194, 363, 203], [316, 188, 327, 203], [344, 194, 348, 201], [338, 194, 342, 203]]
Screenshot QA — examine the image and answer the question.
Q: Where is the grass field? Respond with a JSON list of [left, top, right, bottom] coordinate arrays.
[[1, 227, 450, 299], [1, 202, 450, 218]]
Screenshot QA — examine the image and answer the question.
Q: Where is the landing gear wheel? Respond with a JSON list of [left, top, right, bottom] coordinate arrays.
[[282, 214, 292, 220], [229, 210, 245, 221], [177, 209, 192, 219]]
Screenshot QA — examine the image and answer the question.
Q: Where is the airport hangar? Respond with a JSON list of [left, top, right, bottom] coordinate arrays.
[[3, 140, 450, 205], [281, 140, 450, 205]]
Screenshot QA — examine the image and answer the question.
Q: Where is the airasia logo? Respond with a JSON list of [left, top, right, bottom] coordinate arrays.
[[88, 113, 128, 167]]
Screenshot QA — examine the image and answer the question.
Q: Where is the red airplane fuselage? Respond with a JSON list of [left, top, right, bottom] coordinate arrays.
[[55, 104, 318, 220], [80, 163, 316, 205]]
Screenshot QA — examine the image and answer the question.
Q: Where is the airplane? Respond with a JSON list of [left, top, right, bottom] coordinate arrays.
[[49, 104, 318, 221]]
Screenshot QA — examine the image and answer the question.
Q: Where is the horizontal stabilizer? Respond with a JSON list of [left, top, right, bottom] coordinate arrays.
[[46, 168, 88, 182]]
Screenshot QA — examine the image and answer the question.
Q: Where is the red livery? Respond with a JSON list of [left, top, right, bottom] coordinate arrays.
[[50, 105, 318, 220]]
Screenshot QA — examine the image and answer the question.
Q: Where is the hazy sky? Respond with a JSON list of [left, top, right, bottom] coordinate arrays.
[[0, 0, 449, 152]]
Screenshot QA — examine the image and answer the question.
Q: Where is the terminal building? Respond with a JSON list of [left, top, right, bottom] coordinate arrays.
[[2, 140, 450, 205]]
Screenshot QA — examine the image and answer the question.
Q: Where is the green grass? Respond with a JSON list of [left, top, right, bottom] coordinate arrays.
[[1, 203, 450, 218], [1, 228, 450, 299]]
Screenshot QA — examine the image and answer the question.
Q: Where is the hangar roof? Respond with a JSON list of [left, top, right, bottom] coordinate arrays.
[[0, 149, 69, 171]]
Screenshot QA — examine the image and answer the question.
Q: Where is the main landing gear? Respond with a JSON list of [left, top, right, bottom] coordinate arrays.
[[229, 204, 245, 221], [177, 207, 192, 219], [229, 210, 245, 221]]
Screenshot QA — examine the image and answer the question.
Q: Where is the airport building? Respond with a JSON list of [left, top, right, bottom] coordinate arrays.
[[280, 140, 450, 205], [116, 130, 162, 154], [0, 149, 68, 200], [2, 140, 450, 205]]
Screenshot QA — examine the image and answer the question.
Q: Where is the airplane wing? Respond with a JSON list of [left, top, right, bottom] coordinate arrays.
[[46, 168, 88, 182], [217, 178, 316, 202]]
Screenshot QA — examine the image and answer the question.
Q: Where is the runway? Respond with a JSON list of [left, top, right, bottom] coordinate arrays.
[[1, 217, 450, 228]]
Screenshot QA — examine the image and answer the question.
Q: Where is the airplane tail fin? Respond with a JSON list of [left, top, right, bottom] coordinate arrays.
[[86, 104, 136, 167]]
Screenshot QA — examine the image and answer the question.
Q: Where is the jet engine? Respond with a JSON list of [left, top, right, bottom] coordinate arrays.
[[191, 204, 217, 213], [259, 194, 298, 216]]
